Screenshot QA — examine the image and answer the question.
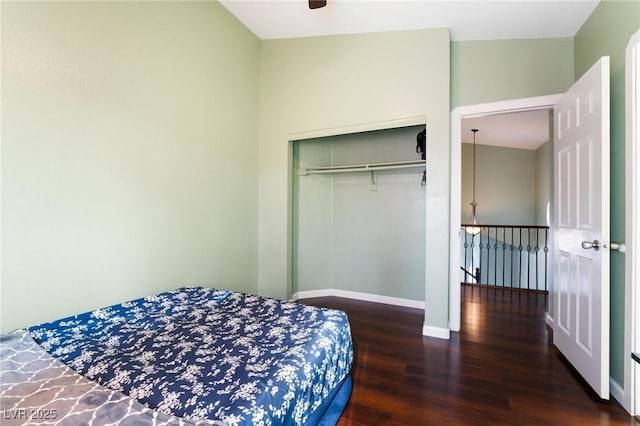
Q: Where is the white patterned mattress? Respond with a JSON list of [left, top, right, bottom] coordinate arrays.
[[0, 330, 220, 426]]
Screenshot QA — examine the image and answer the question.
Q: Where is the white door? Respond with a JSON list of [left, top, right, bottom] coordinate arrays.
[[553, 56, 610, 399]]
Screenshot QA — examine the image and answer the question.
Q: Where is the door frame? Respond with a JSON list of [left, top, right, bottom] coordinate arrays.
[[624, 29, 640, 416], [449, 94, 561, 332]]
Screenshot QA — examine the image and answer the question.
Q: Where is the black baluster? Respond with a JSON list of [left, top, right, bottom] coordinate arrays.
[[470, 232, 475, 283], [463, 230, 468, 283], [534, 228, 540, 291], [486, 227, 490, 286], [544, 228, 549, 292], [518, 228, 523, 289], [493, 226, 498, 286], [478, 231, 483, 285], [510, 227, 515, 289], [502, 227, 507, 287], [527, 227, 532, 291]]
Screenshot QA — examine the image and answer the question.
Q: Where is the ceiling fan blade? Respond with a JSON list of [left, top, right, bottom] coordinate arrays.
[[309, 0, 327, 9]]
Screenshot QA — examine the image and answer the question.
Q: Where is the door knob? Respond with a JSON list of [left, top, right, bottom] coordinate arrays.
[[603, 241, 626, 253], [581, 240, 600, 250], [581, 240, 626, 252]]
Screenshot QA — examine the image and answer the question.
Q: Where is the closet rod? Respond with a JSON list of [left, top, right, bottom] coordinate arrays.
[[300, 160, 425, 176]]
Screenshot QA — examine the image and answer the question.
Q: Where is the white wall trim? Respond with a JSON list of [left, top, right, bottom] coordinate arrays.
[[610, 377, 626, 409], [288, 116, 426, 142], [422, 324, 451, 340], [291, 289, 335, 300], [292, 289, 450, 340], [292, 288, 425, 310], [449, 94, 562, 332], [545, 313, 555, 329], [624, 29, 640, 416]]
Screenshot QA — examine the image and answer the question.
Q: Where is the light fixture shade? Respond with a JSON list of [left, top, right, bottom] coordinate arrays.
[[464, 224, 482, 236]]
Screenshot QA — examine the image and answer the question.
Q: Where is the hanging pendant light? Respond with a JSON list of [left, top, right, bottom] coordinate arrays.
[[464, 128, 482, 235]]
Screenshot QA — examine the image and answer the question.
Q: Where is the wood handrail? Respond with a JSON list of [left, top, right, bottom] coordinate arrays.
[[461, 224, 550, 229]]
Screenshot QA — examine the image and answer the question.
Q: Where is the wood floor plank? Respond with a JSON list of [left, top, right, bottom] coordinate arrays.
[[300, 285, 636, 425]]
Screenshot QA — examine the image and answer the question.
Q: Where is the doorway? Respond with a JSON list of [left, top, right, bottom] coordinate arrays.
[[449, 94, 561, 332], [459, 110, 552, 295]]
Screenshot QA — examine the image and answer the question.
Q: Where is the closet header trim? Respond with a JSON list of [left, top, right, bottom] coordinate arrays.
[[289, 116, 426, 142]]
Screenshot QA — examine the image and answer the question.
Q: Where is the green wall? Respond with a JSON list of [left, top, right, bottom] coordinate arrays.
[[1, 2, 261, 332], [461, 144, 536, 226], [451, 38, 574, 108], [258, 29, 451, 330], [574, 0, 640, 387]]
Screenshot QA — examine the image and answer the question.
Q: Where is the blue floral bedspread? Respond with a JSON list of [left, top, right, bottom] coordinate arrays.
[[27, 287, 353, 426]]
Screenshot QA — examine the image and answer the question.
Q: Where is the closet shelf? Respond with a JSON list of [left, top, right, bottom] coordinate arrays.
[[299, 159, 426, 176]]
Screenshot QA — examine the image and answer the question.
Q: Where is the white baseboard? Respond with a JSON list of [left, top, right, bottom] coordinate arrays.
[[291, 289, 335, 300], [609, 377, 631, 413], [292, 288, 425, 309], [545, 313, 554, 328], [422, 324, 450, 340], [293, 289, 450, 340]]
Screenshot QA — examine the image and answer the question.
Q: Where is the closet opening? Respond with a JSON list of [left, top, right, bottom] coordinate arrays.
[[290, 122, 427, 307]]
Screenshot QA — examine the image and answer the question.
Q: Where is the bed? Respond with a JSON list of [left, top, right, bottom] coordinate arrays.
[[1, 287, 353, 425]]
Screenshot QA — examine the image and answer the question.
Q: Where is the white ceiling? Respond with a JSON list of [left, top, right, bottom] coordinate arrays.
[[219, 0, 599, 41], [462, 109, 551, 150]]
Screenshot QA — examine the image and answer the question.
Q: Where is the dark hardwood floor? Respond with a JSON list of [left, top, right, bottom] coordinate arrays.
[[300, 285, 636, 425]]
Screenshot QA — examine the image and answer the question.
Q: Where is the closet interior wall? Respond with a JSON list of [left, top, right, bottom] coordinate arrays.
[[292, 125, 426, 302]]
